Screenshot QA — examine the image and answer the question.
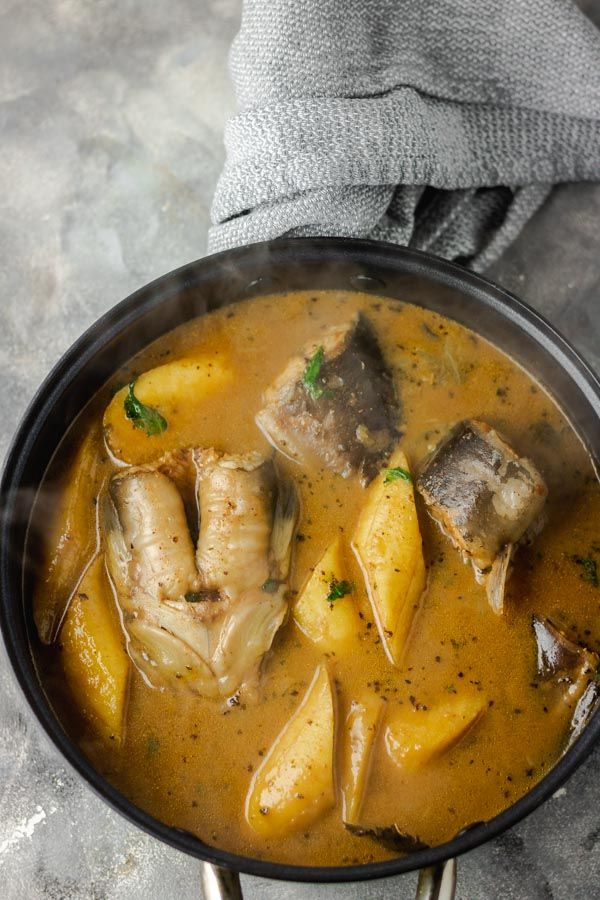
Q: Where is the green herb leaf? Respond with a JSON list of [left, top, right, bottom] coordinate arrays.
[[185, 589, 221, 603], [573, 555, 599, 588], [326, 579, 353, 602], [303, 346, 326, 401], [123, 381, 168, 436], [261, 579, 279, 594], [383, 467, 413, 485]]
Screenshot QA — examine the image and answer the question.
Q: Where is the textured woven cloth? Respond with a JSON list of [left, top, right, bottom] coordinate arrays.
[[208, 0, 600, 270]]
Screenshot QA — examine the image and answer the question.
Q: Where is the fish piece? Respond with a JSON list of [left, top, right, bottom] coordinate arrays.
[[532, 616, 599, 747], [109, 467, 200, 603], [194, 448, 298, 698], [103, 450, 298, 700], [245, 665, 335, 837], [104, 466, 215, 694], [352, 449, 426, 666], [486, 543, 514, 615], [417, 420, 547, 607], [194, 449, 275, 597], [532, 616, 598, 696], [256, 314, 399, 485], [293, 536, 360, 655], [568, 681, 600, 749], [385, 695, 486, 772]]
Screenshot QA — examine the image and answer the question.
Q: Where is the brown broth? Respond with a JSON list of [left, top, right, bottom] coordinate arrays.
[[35, 290, 600, 866]]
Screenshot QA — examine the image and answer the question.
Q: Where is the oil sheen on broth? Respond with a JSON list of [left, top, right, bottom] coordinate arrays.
[[34, 291, 600, 867]]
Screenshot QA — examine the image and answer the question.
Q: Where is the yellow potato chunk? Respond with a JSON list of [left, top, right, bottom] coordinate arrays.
[[34, 427, 102, 644], [59, 555, 129, 742], [352, 449, 426, 666], [293, 537, 359, 655], [103, 356, 232, 464], [385, 695, 486, 773], [340, 693, 385, 824], [246, 665, 335, 837]]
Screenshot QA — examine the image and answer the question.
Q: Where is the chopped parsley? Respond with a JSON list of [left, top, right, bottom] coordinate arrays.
[[123, 381, 168, 436], [185, 589, 220, 603], [302, 346, 326, 400], [573, 555, 599, 588], [261, 579, 279, 594], [326, 579, 353, 602], [383, 467, 413, 485]]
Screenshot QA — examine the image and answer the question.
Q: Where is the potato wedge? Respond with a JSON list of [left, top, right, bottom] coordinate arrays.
[[352, 449, 426, 666], [341, 693, 385, 824], [59, 555, 129, 742], [246, 665, 335, 837], [33, 427, 102, 644], [293, 537, 359, 655], [385, 695, 486, 773], [103, 356, 232, 464]]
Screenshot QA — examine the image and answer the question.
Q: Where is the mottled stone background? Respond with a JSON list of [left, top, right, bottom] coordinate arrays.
[[1, 1, 599, 898]]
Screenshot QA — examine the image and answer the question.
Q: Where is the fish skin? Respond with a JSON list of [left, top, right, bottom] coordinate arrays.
[[194, 448, 275, 597], [531, 615, 599, 749], [108, 467, 200, 603], [532, 615, 598, 687], [256, 314, 400, 485], [417, 420, 547, 573]]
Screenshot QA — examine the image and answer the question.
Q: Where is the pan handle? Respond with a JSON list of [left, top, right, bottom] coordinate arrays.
[[416, 858, 457, 900], [199, 856, 456, 899], [201, 862, 243, 900]]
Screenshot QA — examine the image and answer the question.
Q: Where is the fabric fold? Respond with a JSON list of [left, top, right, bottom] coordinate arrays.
[[209, 0, 600, 269]]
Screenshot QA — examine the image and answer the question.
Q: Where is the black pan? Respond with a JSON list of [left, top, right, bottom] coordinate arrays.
[[1, 238, 599, 900]]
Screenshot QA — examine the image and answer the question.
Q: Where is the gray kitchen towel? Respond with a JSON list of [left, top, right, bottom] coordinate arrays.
[[208, 0, 600, 270]]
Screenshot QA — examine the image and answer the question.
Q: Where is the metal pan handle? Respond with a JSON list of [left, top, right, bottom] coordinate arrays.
[[416, 858, 457, 900], [201, 862, 243, 900], [200, 856, 457, 899]]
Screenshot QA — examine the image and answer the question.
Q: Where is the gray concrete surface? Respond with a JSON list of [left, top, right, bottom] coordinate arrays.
[[1, 1, 599, 898]]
